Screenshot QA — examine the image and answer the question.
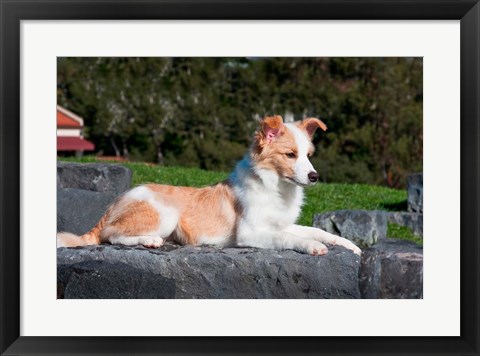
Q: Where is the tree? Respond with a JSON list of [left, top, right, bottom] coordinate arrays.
[[57, 57, 423, 187]]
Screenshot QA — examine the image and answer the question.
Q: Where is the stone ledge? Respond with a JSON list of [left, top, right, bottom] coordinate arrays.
[[313, 210, 387, 248], [57, 260, 176, 299], [359, 238, 423, 299], [57, 244, 361, 299], [313, 210, 423, 247]]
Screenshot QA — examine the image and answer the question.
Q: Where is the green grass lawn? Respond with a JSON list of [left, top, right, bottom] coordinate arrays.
[[60, 156, 418, 244]]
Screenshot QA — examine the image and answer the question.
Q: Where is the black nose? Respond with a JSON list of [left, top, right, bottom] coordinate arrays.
[[308, 171, 319, 183]]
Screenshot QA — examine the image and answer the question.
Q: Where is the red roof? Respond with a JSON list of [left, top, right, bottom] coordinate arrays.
[[57, 110, 81, 128], [57, 137, 95, 151]]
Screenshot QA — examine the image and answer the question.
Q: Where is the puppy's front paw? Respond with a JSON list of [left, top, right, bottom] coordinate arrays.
[[305, 240, 328, 256], [331, 236, 362, 256], [349, 244, 362, 256]]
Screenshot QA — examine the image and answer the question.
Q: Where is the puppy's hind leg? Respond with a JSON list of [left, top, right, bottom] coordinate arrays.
[[102, 199, 179, 249]]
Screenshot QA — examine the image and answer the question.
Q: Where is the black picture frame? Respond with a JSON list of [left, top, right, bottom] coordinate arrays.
[[1, 1, 479, 355]]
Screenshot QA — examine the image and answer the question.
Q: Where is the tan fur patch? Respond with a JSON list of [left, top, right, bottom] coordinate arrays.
[[144, 183, 238, 245], [297, 118, 327, 139], [177, 183, 237, 245], [251, 123, 298, 180], [145, 184, 198, 208], [57, 232, 95, 247], [101, 200, 160, 238]]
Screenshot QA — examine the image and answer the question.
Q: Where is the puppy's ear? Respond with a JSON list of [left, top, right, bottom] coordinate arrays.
[[261, 115, 285, 144], [298, 118, 327, 139]]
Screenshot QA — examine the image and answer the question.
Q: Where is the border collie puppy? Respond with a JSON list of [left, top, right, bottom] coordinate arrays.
[[58, 115, 361, 256]]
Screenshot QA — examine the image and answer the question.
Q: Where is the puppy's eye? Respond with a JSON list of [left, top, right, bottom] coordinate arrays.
[[285, 152, 296, 159]]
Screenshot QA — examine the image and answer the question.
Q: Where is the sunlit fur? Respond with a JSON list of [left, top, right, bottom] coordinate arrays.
[[57, 116, 361, 256]]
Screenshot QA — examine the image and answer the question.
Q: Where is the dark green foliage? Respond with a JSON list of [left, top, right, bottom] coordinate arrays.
[[58, 57, 422, 187]]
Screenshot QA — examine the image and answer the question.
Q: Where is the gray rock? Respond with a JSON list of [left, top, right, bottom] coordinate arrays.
[[386, 212, 423, 237], [57, 244, 361, 299], [57, 162, 132, 235], [313, 210, 387, 248], [57, 188, 117, 235], [407, 173, 423, 213], [359, 238, 423, 299], [57, 162, 132, 195], [57, 260, 175, 299]]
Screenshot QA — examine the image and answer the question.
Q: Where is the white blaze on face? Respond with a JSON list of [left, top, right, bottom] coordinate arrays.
[[285, 123, 317, 186]]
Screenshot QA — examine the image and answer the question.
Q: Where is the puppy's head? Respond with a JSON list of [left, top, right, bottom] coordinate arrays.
[[251, 115, 327, 187]]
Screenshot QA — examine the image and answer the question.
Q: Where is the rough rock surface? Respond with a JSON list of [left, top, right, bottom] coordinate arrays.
[[57, 188, 118, 235], [57, 162, 132, 235], [313, 210, 387, 248], [385, 212, 423, 237], [407, 173, 423, 213], [57, 260, 176, 299], [57, 162, 132, 196], [57, 244, 361, 299], [359, 238, 423, 299]]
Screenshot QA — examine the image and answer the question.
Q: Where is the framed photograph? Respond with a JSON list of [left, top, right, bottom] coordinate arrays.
[[1, 0, 479, 355]]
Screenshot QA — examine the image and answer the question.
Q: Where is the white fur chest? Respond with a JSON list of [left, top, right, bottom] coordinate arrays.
[[230, 157, 304, 233]]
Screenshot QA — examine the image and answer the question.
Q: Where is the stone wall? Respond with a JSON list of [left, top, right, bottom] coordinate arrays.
[[58, 244, 361, 299]]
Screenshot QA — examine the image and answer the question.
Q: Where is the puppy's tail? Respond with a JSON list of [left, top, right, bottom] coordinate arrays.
[[57, 214, 108, 248]]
